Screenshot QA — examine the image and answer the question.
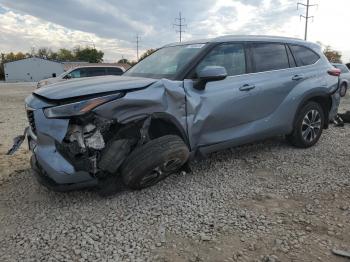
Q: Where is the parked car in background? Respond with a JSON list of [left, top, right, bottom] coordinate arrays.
[[24, 35, 341, 191], [332, 63, 350, 97], [37, 65, 125, 88]]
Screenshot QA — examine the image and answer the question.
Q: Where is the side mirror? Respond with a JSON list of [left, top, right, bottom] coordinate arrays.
[[194, 66, 227, 90], [64, 74, 72, 79]]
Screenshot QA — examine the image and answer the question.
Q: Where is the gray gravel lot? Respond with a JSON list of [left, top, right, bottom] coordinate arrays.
[[0, 83, 349, 262]]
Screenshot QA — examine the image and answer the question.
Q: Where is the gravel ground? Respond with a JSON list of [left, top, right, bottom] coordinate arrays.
[[0, 83, 349, 262]]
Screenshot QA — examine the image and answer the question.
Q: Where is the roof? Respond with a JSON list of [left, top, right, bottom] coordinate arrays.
[[4, 56, 63, 65], [163, 35, 318, 49], [63, 63, 130, 72]]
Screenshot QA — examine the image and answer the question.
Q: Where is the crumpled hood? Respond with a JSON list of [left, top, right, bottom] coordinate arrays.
[[34, 75, 157, 100]]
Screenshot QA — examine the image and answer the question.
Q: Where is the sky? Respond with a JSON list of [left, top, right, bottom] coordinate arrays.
[[0, 0, 349, 62]]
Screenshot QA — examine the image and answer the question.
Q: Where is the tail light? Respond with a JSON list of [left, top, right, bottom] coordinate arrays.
[[328, 68, 341, 76]]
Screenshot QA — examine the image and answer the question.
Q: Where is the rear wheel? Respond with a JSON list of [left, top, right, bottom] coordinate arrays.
[[121, 135, 189, 190], [287, 101, 325, 148], [339, 82, 348, 97]]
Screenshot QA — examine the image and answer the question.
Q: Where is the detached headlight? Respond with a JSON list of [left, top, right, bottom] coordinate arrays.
[[44, 93, 123, 118]]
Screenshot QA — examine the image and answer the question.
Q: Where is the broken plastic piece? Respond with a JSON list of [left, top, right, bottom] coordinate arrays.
[[333, 114, 344, 127], [84, 130, 105, 150], [7, 127, 29, 155], [67, 123, 105, 150], [332, 248, 350, 258], [138, 117, 151, 146], [68, 125, 86, 149], [83, 123, 96, 134], [338, 111, 350, 123]]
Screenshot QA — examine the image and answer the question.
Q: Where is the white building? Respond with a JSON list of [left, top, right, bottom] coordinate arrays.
[[4, 57, 64, 82]]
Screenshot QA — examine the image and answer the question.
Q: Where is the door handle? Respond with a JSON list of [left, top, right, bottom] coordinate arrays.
[[239, 84, 256, 91], [292, 75, 304, 81]]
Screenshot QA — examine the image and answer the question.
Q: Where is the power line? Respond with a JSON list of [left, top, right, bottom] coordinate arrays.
[[297, 0, 317, 40], [173, 12, 187, 42], [135, 35, 141, 60]]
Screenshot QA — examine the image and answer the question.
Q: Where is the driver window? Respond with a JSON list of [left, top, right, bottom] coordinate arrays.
[[197, 43, 246, 76]]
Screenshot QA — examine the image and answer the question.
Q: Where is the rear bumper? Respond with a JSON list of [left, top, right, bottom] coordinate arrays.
[[329, 92, 341, 120]]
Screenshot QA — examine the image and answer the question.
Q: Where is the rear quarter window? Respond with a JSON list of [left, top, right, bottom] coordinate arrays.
[[289, 45, 320, 66], [107, 67, 123, 75], [251, 43, 290, 73]]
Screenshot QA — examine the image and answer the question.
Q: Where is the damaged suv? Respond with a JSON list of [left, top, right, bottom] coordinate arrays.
[[24, 36, 341, 191]]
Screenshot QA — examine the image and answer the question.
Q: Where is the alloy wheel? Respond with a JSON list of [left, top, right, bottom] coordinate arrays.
[[139, 158, 183, 187], [301, 109, 322, 143]]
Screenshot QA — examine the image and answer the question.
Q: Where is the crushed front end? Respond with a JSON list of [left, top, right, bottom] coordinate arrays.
[[25, 92, 139, 191]]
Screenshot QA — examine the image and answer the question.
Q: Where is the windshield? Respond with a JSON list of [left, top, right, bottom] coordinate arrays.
[[124, 44, 206, 79]]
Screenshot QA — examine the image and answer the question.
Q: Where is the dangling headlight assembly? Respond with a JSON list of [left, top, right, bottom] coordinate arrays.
[[44, 93, 123, 118]]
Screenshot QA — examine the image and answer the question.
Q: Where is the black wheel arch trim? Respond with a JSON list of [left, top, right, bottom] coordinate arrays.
[[121, 112, 190, 149], [293, 91, 331, 130]]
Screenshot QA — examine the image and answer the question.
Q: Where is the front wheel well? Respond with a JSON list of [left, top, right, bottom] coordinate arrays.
[[148, 117, 190, 148]]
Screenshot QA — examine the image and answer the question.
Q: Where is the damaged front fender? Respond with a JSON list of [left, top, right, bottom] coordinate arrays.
[[93, 79, 188, 131]]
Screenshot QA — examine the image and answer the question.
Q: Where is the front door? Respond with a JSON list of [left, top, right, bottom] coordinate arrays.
[[184, 43, 260, 148]]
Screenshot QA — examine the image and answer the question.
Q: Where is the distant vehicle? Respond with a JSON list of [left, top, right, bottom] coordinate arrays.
[[333, 63, 350, 97], [37, 65, 125, 88], [23, 35, 342, 191]]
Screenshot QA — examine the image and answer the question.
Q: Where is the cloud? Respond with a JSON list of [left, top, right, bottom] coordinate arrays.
[[0, 0, 349, 62], [0, 10, 136, 61]]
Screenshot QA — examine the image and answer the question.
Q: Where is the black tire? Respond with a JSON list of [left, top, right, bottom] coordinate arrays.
[[121, 135, 189, 190], [287, 101, 325, 148], [339, 83, 347, 97]]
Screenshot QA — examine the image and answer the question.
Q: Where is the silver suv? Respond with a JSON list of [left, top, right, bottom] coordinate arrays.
[[24, 35, 341, 191]]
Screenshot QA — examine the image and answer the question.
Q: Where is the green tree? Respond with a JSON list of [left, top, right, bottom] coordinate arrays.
[[323, 46, 342, 63], [57, 48, 74, 61], [139, 49, 156, 61], [36, 47, 52, 59], [74, 46, 104, 63], [118, 58, 131, 65]]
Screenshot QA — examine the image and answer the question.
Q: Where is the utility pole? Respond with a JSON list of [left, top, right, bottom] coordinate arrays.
[[173, 12, 187, 42], [136, 35, 140, 60], [297, 0, 317, 40]]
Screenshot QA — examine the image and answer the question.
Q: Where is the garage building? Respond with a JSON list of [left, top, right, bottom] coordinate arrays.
[[4, 57, 64, 82]]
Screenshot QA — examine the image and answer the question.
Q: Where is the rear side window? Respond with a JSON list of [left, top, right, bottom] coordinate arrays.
[[196, 43, 246, 76], [289, 45, 320, 66], [107, 67, 123, 75], [85, 67, 107, 77], [251, 43, 289, 72]]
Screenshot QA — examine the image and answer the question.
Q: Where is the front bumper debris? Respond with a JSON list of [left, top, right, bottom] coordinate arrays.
[[7, 127, 29, 155], [18, 94, 143, 190], [30, 155, 98, 192]]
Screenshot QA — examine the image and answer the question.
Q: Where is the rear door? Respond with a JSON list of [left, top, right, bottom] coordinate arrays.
[[246, 42, 298, 122]]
